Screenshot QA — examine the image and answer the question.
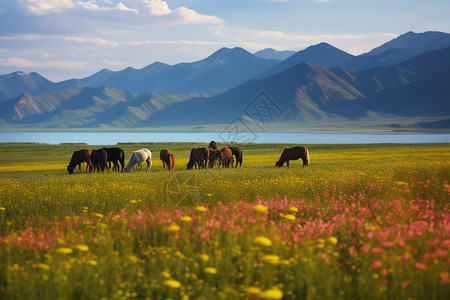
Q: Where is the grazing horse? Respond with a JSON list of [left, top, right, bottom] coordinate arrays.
[[208, 140, 218, 150], [187, 147, 209, 170], [103, 147, 125, 172], [275, 145, 310, 167], [160, 148, 175, 170], [228, 147, 243, 167], [67, 149, 93, 174], [208, 148, 223, 168], [90, 149, 108, 173], [124, 148, 152, 172], [220, 147, 233, 168]]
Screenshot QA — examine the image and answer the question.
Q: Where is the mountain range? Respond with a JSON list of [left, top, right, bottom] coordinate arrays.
[[1, 31, 449, 130]]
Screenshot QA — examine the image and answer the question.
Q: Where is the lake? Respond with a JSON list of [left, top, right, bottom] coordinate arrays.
[[0, 131, 449, 145]]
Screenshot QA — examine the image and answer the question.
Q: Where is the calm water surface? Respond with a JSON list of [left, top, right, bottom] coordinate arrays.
[[0, 131, 449, 145]]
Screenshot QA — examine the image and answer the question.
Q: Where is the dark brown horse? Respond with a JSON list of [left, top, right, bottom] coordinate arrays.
[[187, 147, 209, 170], [208, 148, 223, 168], [160, 148, 175, 170], [275, 145, 310, 167], [90, 149, 108, 173], [103, 147, 125, 172], [208, 140, 218, 150], [67, 149, 93, 174], [220, 147, 233, 168], [228, 146, 243, 167]]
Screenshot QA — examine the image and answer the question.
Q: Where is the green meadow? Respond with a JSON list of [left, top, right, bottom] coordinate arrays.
[[0, 143, 449, 299]]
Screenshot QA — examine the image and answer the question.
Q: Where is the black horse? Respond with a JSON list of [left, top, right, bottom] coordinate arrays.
[[90, 149, 108, 173], [103, 147, 125, 172], [228, 147, 243, 167]]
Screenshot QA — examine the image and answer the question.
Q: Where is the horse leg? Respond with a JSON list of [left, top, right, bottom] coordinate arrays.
[[286, 160, 290, 167], [147, 159, 152, 172], [78, 163, 81, 173]]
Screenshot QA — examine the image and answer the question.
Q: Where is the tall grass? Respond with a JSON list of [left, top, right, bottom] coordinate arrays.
[[0, 143, 449, 299]]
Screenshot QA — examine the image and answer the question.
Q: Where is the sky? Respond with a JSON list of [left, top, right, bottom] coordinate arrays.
[[1, 0, 449, 81]]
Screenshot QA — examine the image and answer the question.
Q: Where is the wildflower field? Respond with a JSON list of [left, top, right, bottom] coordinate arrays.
[[0, 142, 449, 300]]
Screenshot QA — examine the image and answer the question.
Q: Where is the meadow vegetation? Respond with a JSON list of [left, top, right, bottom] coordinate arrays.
[[0, 142, 449, 299]]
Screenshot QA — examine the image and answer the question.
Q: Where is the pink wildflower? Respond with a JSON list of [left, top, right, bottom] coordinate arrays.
[[370, 260, 383, 270], [414, 262, 428, 271]]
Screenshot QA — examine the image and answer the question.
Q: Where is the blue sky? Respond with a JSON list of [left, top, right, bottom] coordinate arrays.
[[1, 0, 449, 81]]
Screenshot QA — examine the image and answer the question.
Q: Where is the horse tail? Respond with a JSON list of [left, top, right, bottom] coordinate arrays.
[[305, 147, 310, 166], [169, 153, 175, 170], [120, 151, 125, 172]]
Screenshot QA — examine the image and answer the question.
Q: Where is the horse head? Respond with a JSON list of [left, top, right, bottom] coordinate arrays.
[[67, 165, 74, 174], [275, 160, 283, 167]]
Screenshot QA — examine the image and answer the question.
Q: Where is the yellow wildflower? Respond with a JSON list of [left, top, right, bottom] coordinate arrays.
[[37, 263, 50, 270], [288, 206, 298, 213], [204, 267, 217, 274], [199, 254, 209, 262], [180, 216, 192, 222], [281, 214, 296, 221], [254, 236, 272, 247], [75, 244, 89, 252], [0, 207, 5, 211], [260, 287, 283, 300], [167, 224, 181, 232], [162, 270, 171, 278], [87, 260, 98, 266], [244, 286, 261, 295], [93, 213, 103, 219], [262, 255, 280, 265], [164, 279, 181, 288], [194, 206, 207, 212], [328, 236, 338, 245], [57, 247, 72, 255], [206, 193, 212, 197], [253, 204, 268, 214]]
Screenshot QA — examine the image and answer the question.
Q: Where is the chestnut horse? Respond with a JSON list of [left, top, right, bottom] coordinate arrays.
[[187, 147, 209, 170], [160, 148, 175, 170], [228, 146, 243, 167], [275, 145, 310, 167], [220, 147, 233, 168], [67, 149, 93, 174]]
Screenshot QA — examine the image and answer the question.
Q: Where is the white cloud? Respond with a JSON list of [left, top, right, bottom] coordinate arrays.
[[14, 0, 223, 28]]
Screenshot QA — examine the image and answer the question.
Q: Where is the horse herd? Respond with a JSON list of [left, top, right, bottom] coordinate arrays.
[[66, 141, 309, 174]]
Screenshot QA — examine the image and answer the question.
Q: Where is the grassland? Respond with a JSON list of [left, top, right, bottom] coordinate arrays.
[[0, 142, 449, 299]]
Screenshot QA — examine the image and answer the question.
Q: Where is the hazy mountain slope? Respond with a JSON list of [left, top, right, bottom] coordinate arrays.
[[92, 93, 203, 127], [261, 43, 356, 78], [80, 48, 278, 95], [254, 48, 296, 60], [142, 63, 362, 126], [0, 72, 53, 102]]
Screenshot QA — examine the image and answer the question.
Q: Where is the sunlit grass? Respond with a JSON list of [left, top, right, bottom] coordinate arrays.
[[0, 143, 449, 299]]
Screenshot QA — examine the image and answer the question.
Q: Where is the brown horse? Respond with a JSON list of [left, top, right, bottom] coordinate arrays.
[[275, 145, 310, 167], [187, 147, 209, 170], [209, 140, 218, 150], [160, 148, 175, 170], [220, 147, 233, 168], [228, 146, 243, 167], [208, 148, 223, 168], [67, 149, 93, 174]]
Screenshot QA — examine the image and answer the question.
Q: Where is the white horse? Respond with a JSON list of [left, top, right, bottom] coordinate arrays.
[[124, 148, 152, 173]]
